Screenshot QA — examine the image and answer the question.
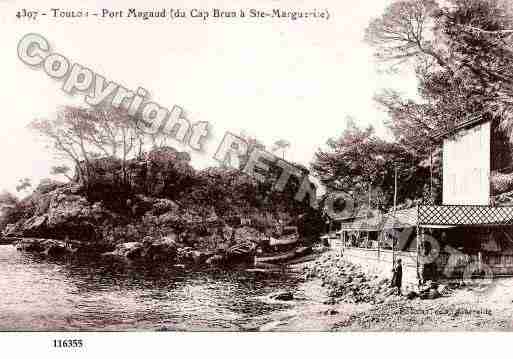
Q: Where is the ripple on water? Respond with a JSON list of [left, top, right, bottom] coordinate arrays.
[[0, 245, 301, 331]]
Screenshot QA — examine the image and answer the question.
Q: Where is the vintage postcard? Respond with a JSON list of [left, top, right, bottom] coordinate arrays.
[[1, 0, 513, 356]]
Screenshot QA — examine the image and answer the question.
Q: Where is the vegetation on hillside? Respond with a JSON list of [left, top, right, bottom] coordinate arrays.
[[0, 106, 323, 260], [312, 0, 513, 209]]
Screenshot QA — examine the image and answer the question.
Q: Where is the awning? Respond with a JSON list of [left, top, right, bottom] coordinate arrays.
[[419, 205, 513, 226], [337, 205, 513, 232]]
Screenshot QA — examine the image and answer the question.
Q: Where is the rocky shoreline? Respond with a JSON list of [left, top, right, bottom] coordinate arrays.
[[304, 251, 453, 304], [249, 251, 513, 331], [7, 238, 513, 331], [8, 234, 259, 270], [0, 147, 323, 269]]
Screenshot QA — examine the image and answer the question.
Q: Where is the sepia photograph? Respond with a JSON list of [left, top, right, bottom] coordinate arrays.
[[2, 0, 513, 356]]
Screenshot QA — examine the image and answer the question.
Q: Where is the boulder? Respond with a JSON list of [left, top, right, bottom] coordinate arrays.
[[132, 195, 155, 215], [10, 186, 113, 241], [406, 291, 418, 300], [16, 238, 46, 252], [419, 288, 441, 300], [21, 216, 48, 236], [43, 240, 74, 257], [2, 223, 22, 237], [206, 254, 225, 266], [385, 296, 399, 304], [385, 287, 400, 297], [269, 291, 294, 301], [152, 199, 180, 216], [142, 236, 177, 262], [176, 247, 209, 265], [34, 179, 65, 194], [158, 212, 182, 226], [16, 238, 73, 258], [103, 242, 144, 260], [324, 309, 339, 316], [191, 250, 208, 265]]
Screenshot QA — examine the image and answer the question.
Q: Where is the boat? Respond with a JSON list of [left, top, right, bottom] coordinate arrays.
[[269, 226, 299, 246], [254, 248, 298, 264], [269, 235, 299, 246], [227, 242, 257, 260], [254, 226, 305, 264]]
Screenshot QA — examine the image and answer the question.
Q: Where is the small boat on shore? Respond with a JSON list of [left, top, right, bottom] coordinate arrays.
[[269, 233, 299, 246], [254, 226, 312, 265], [254, 248, 298, 264]]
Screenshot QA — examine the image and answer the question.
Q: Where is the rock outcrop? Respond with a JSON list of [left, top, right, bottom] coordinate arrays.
[[1, 145, 323, 267], [102, 236, 178, 263], [4, 185, 114, 242], [15, 238, 75, 257], [305, 252, 404, 304]]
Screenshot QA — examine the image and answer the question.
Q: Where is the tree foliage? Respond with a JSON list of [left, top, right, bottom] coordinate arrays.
[[312, 119, 437, 209], [29, 106, 146, 185], [16, 178, 32, 193], [368, 0, 513, 147], [310, 0, 513, 209], [50, 165, 72, 181]]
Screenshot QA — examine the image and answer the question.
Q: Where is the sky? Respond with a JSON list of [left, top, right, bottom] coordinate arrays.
[[0, 0, 419, 194]]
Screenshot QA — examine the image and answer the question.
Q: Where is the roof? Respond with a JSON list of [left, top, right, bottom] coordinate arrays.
[[432, 115, 488, 141], [419, 205, 513, 226], [338, 205, 513, 231]]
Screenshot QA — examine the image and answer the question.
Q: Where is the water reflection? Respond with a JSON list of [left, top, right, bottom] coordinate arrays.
[[0, 245, 298, 331]]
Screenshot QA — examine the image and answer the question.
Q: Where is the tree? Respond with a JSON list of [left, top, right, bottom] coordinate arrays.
[[29, 106, 145, 185], [367, 0, 513, 147], [16, 178, 32, 194], [311, 119, 435, 209], [313, 1, 513, 210], [50, 165, 73, 181], [365, 0, 442, 69], [0, 191, 18, 210], [0, 190, 21, 232]]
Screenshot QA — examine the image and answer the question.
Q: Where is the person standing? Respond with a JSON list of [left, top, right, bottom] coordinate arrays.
[[391, 258, 403, 293]]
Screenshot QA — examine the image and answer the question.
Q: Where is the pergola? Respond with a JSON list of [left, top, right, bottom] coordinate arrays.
[[335, 205, 513, 277], [338, 205, 513, 232]]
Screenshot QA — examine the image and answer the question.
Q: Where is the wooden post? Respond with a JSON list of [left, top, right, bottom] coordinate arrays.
[[394, 167, 398, 212], [430, 147, 433, 202], [392, 230, 395, 264], [368, 183, 372, 211], [416, 226, 422, 285], [392, 166, 398, 266], [378, 230, 381, 260]]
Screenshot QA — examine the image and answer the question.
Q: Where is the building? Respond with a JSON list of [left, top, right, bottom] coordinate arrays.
[[328, 117, 513, 284]]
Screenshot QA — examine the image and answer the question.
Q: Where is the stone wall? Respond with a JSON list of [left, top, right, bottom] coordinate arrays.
[[331, 243, 513, 283], [328, 239, 418, 285]]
